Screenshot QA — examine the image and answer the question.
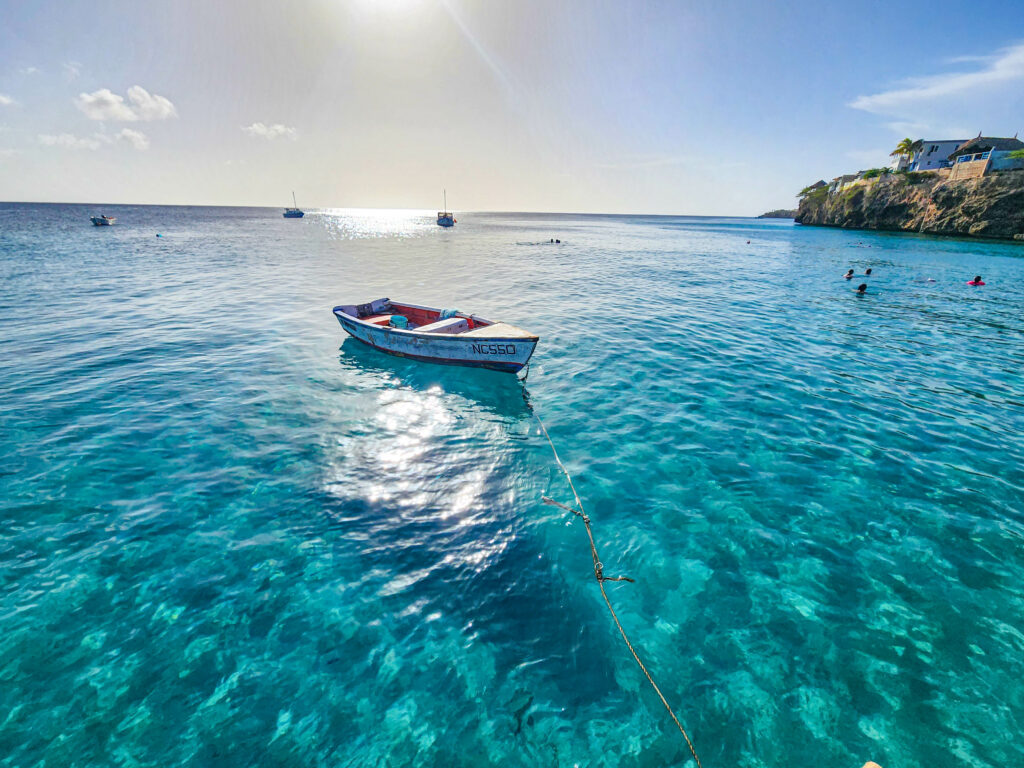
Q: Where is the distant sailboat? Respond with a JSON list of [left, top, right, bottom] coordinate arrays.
[[436, 190, 455, 227], [283, 191, 304, 218]]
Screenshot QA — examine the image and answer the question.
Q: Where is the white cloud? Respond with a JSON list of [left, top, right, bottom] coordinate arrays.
[[19, 66, 39, 75], [39, 133, 102, 150], [115, 128, 149, 150], [0, 148, 18, 159], [886, 121, 933, 137], [850, 42, 1024, 114], [945, 54, 991, 65], [74, 89, 137, 121], [242, 122, 297, 140], [0, 94, 13, 106], [64, 61, 82, 81], [38, 128, 150, 151], [74, 85, 177, 122], [125, 86, 177, 120]]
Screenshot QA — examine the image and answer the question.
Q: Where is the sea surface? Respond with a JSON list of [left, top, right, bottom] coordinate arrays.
[[1, 203, 1023, 768]]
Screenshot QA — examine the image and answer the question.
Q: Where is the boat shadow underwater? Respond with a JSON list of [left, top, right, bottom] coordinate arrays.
[[336, 336, 533, 419]]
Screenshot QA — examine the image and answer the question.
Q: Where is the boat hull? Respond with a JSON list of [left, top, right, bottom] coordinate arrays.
[[90, 217, 115, 226], [334, 310, 536, 373], [283, 210, 304, 218]]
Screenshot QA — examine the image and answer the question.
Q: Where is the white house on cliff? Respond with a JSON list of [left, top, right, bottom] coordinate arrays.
[[889, 139, 966, 171], [911, 140, 966, 171]]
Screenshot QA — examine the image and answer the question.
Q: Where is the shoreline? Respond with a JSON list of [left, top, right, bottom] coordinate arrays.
[[795, 219, 1024, 243], [796, 171, 1024, 242]]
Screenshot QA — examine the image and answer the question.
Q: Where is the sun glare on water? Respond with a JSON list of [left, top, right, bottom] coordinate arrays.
[[317, 208, 435, 239]]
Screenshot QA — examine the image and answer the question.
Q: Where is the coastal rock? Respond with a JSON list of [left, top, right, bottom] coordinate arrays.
[[757, 209, 797, 218], [796, 171, 1024, 241]]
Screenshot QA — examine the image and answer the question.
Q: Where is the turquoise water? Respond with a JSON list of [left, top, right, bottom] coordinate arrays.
[[2, 203, 1023, 767]]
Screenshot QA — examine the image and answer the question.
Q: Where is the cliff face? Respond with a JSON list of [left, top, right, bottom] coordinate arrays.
[[796, 172, 1024, 240]]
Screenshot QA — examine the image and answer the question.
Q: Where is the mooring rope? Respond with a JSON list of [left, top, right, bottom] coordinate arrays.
[[522, 390, 703, 768]]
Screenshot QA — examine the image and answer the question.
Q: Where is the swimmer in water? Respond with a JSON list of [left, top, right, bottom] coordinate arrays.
[[844, 269, 855, 279], [968, 275, 985, 286], [855, 283, 867, 294], [865, 268, 872, 276]]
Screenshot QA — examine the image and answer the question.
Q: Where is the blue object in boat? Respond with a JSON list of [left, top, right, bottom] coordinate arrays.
[[389, 315, 408, 329], [440, 308, 459, 319]]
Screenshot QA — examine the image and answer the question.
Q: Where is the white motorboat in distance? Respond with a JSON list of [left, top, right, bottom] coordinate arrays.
[[90, 215, 115, 226], [333, 298, 538, 373]]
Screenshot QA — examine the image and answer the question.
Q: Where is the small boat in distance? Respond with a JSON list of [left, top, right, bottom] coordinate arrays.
[[437, 189, 455, 227], [283, 191, 304, 218], [90, 215, 115, 226], [333, 298, 538, 373]]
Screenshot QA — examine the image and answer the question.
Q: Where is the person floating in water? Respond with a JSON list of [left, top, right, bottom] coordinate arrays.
[[967, 275, 985, 286], [844, 269, 855, 279], [865, 268, 872, 276], [855, 283, 867, 294]]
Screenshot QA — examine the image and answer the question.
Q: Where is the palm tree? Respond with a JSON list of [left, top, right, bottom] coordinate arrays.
[[890, 137, 916, 161], [890, 138, 925, 171]]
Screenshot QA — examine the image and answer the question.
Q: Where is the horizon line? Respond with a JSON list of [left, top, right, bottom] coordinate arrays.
[[0, 200, 791, 219]]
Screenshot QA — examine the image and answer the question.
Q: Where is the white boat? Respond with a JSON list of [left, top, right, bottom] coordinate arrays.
[[333, 298, 538, 373], [90, 215, 115, 226], [436, 189, 455, 227], [283, 191, 304, 218]]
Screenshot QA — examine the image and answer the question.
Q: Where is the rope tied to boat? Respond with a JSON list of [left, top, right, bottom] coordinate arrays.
[[524, 390, 703, 768], [541, 496, 635, 584]]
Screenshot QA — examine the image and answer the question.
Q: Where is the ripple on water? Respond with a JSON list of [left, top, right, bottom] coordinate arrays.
[[1, 205, 1023, 766]]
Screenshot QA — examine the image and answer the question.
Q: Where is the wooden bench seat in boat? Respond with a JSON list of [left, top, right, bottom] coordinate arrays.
[[416, 317, 470, 334], [363, 314, 394, 325], [463, 322, 537, 339]]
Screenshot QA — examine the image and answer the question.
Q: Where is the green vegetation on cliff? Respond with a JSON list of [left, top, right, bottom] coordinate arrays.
[[795, 172, 1024, 240]]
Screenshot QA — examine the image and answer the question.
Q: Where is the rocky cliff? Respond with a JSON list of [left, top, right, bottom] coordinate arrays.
[[796, 171, 1024, 241], [757, 209, 797, 218]]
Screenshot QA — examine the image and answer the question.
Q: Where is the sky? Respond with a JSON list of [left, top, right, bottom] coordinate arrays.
[[1, 0, 1023, 215]]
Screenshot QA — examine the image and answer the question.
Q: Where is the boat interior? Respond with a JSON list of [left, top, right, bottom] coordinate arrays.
[[338, 299, 536, 339], [358, 299, 486, 334]]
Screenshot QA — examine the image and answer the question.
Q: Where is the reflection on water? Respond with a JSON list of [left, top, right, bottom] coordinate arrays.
[[314, 208, 440, 240], [337, 336, 533, 418]]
